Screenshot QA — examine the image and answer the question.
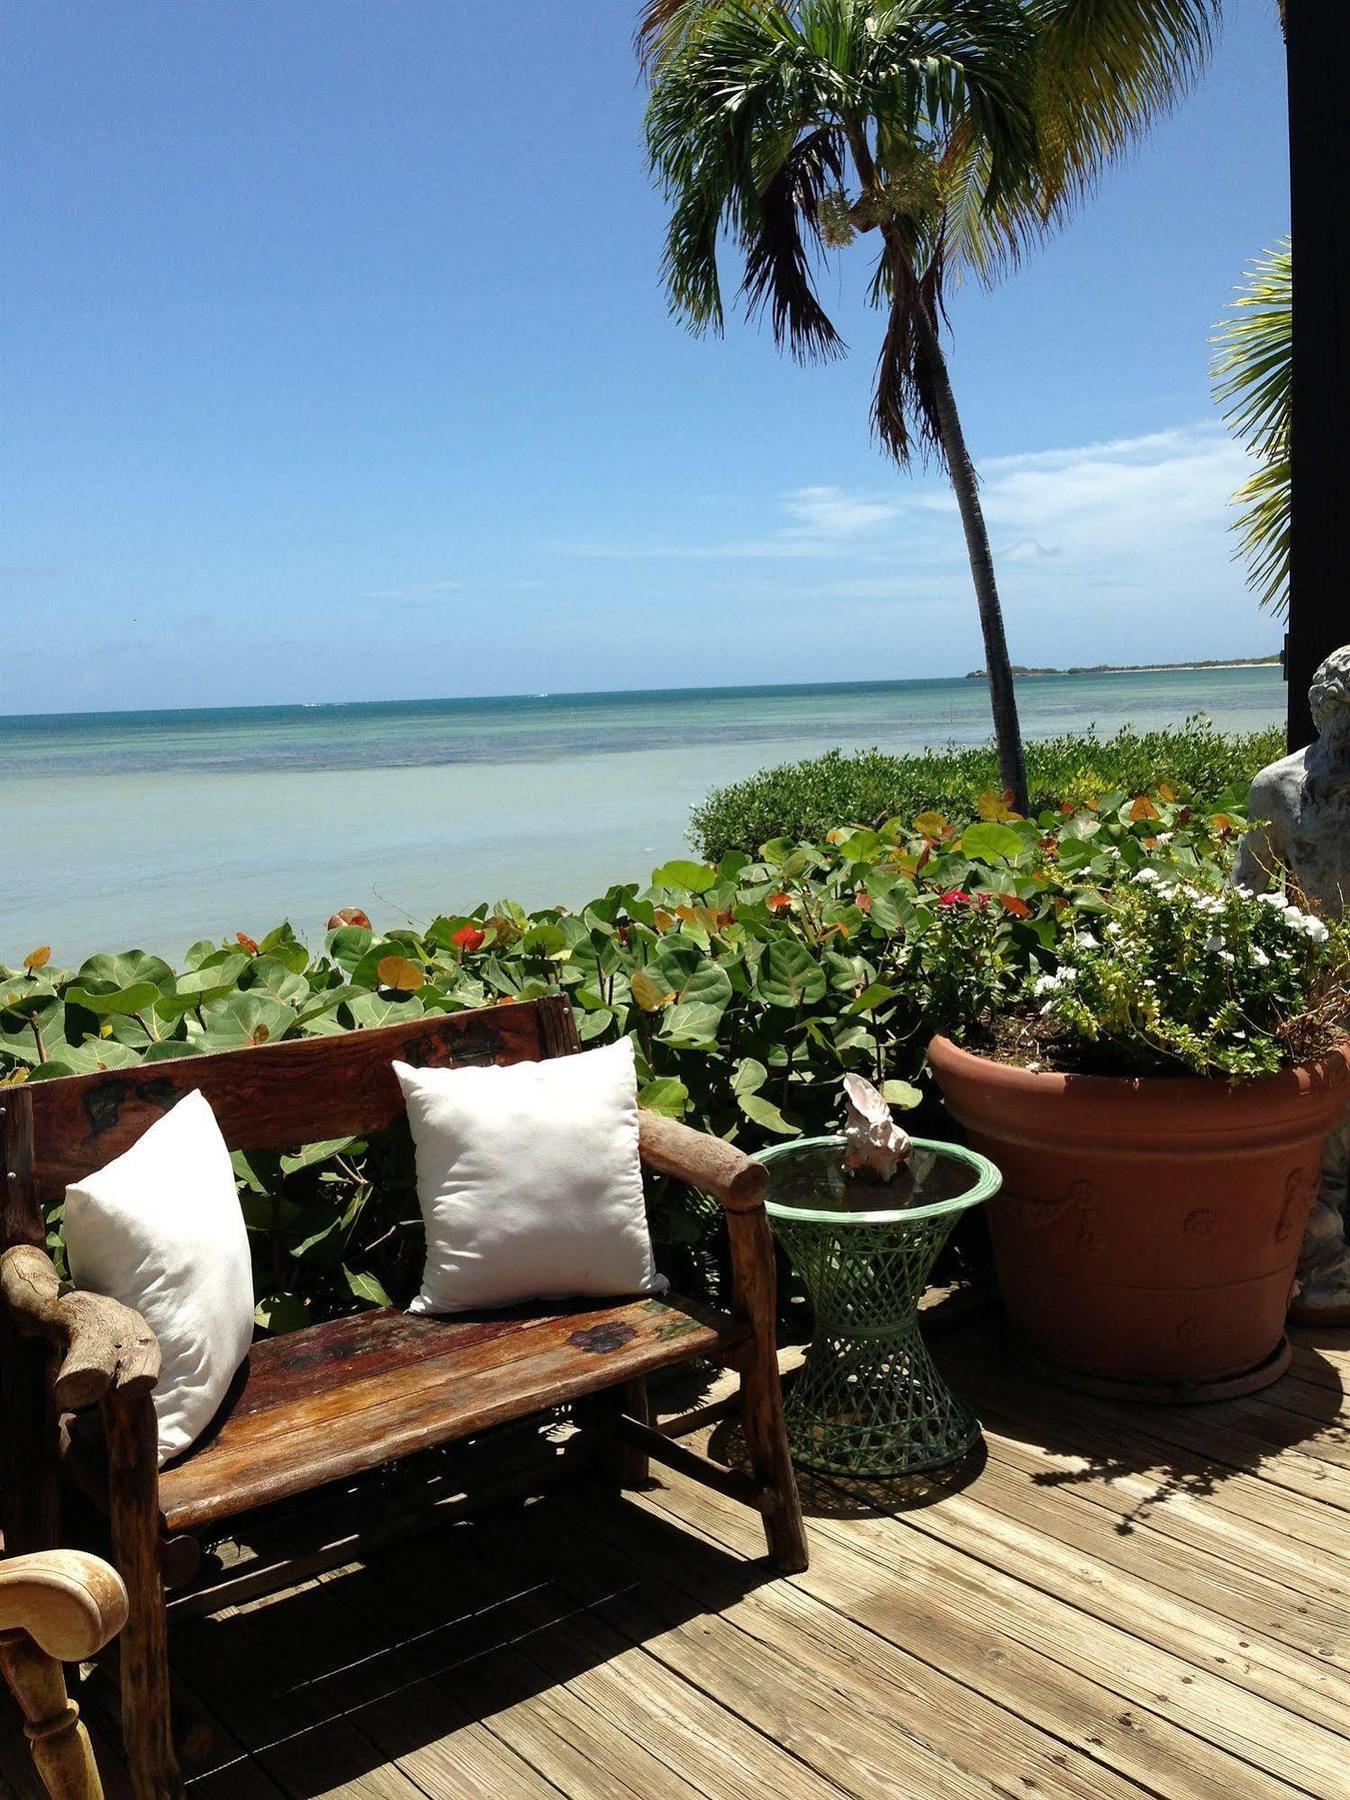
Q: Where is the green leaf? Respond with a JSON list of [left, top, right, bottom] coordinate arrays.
[[659, 1000, 725, 1045], [254, 1292, 311, 1334], [757, 940, 826, 1009], [881, 1079, 923, 1110], [650, 859, 719, 894], [638, 1077, 689, 1118], [195, 991, 296, 1048], [958, 822, 1027, 862], [279, 1136, 360, 1175], [738, 1093, 801, 1136], [847, 982, 896, 1016], [64, 981, 162, 1018], [342, 991, 425, 1030], [575, 1007, 615, 1042], [732, 1056, 767, 1096], [72, 951, 175, 994], [344, 1267, 393, 1308]]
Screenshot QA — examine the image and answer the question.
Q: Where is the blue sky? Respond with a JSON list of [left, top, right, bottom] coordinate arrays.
[[1, 1, 1291, 715]]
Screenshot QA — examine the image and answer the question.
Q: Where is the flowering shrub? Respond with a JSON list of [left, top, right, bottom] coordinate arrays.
[[1026, 875, 1344, 1078], [6, 771, 1341, 1325]]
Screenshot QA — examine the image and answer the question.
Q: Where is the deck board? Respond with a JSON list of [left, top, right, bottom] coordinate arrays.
[[2, 1312, 1345, 1799]]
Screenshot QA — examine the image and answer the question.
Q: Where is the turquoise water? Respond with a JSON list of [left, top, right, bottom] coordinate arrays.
[[2, 667, 1283, 966]]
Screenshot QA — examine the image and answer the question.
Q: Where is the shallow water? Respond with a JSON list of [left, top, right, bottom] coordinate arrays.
[[1, 666, 1283, 966]]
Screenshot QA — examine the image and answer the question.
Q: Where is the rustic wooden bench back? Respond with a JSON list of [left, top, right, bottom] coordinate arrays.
[[1, 995, 577, 1245]]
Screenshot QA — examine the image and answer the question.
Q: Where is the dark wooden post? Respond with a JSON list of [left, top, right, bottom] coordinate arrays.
[[1283, 0, 1350, 750]]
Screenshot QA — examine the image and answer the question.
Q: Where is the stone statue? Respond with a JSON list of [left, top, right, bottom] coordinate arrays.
[[1233, 644, 1350, 1323]]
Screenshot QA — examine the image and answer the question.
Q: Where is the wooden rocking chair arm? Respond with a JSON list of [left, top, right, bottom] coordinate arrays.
[[0, 1244, 161, 1410], [638, 1114, 768, 1214], [0, 1549, 129, 1662]]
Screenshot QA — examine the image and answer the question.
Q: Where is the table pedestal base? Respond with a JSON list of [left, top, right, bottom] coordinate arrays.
[[785, 1324, 981, 1478]]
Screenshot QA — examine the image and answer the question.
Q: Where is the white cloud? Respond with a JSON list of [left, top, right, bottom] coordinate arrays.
[[779, 485, 901, 536], [557, 482, 902, 561]]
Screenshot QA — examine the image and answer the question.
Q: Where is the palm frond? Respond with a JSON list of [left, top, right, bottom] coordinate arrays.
[[1213, 240, 1292, 616], [872, 247, 947, 464], [742, 126, 849, 359], [945, 0, 1220, 280], [1031, 0, 1220, 206]]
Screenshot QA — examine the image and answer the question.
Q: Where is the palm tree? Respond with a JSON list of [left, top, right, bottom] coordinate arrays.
[[641, 0, 1220, 812], [1212, 241, 1291, 617]]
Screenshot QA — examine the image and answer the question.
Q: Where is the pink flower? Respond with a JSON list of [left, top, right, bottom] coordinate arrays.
[[937, 890, 989, 911]]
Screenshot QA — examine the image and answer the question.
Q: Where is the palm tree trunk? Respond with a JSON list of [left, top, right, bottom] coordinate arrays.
[[911, 306, 1029, 813]]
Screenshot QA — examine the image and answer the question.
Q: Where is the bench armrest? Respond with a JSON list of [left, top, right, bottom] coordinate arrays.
[[638, 1114, 768, 1214], [0, 1244, 160, 1411]]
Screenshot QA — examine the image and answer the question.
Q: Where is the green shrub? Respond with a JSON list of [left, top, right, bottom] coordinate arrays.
[[3, 775, 1266, 1329], [689, 719, 1284, 860]]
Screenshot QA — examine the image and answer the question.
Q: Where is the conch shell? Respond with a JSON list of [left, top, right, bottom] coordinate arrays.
[[842, 1074, 911, 1182]]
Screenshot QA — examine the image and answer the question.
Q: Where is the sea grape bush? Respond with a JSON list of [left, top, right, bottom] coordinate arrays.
[[689, 719, 1285, 861], [7, 771, 1338, 1329]]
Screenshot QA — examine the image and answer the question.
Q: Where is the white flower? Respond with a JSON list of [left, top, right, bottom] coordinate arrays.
[[1302, 915, 1330, 944], [1154, 832, 1173, 845], [1136, 868, 1161, 885], [1252, 947, 1270, 968], [1258, 891, 1291, 911], [1107, 921, 1123, 937], [1203, 936, 1223, 954]]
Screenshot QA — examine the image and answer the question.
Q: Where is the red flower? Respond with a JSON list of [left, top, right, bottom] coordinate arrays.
[[235, 931, 260, 954], [766, 892, 793, 913], [451, 924, 486, 952], [937, 890, 989, 911]]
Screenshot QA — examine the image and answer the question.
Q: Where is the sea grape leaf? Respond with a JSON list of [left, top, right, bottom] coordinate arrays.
[[344, 1267, 393, 1308], [958, 822, 1026, 863], [650, 860, 719, 895], [196, 991, 296, 1048], [637, 1077, 688, 1118], [342, 991, 425, 1030], [73, 951, 175, 995], [757, 941, 826, 1009], [64, 981, 162, 1019], [738, 1092, 800, 1136], [732, 1057, 767, 1096]]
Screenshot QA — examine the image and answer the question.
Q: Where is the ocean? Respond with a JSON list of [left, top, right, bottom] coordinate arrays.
[[1, 666, 1283, 967]]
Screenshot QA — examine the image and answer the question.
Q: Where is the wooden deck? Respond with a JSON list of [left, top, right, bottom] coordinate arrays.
[[4, 1312, 1347, 1800]]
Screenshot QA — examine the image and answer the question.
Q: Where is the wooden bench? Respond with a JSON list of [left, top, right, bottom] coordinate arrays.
[[1, 995, 806, 1798]]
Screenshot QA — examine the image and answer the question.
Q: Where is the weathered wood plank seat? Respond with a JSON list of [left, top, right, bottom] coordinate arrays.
[[155, 1296, 751, 1534], [1, 995, 805, 1800]]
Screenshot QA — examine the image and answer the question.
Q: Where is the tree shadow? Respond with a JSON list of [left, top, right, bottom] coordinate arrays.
[[934, 1319, 1346, 1536]]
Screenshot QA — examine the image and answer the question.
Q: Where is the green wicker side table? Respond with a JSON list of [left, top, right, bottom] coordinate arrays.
[[753, 1135, 1001, 1479]]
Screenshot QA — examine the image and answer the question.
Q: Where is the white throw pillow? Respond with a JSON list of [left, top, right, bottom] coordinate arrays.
[[395, 1036, 667, 1314], [65, 1089, 255, 1466]]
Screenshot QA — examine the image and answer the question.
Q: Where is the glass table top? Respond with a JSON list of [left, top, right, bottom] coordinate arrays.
[[752, 1134, 1001, 1225]]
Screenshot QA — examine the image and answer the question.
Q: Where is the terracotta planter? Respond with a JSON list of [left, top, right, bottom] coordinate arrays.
[[928, 1034, 1350, 1399]]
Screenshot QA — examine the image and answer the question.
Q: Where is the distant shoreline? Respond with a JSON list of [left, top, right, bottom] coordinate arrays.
[[964, 656, 1280, 679]]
